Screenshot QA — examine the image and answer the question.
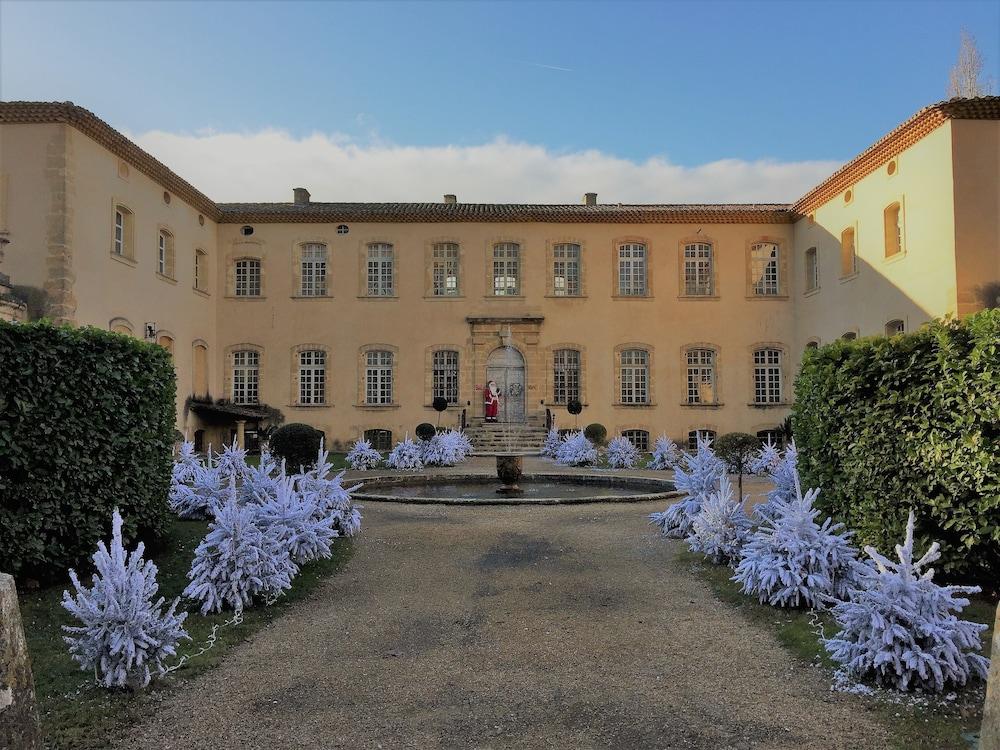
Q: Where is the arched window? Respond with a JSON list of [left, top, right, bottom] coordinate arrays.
[[365, 350, 393, 404], [432, 350, 460, 403], [683, 243, 713, 296], [685, 348, 716, 404], [687, 429, 716, 451], [752, 348, 782, 404], [842, 331, 857, 341], [620, 348, 649, 404], [618, 243, 647, 296], [552, 243, 581, 296], [367, 243, 394, 296], [750, 242, 780, 296], [885, 319, 905, 336], [300, 243, 328, 296], [232, 350, 260, 404], [298, 350, 326, 404], [113, 206, 134, 259], [156, 334, 174, 357], [804, 247, 819, 292], [884, 203, 903, 257], [364, 429, 392, 451], [756, 428, 784, 449], [194, 249, 208, 291], [840, 228, 857, 277], [492, 242, 520, 296], [805, 340, 820, 350], [234, 259, 261, 296], [432, 243, 460, 296], [157, 229, 175, 278], [193, 342, 209, 397], [552, 348, 581, 404], [109, 318, 133, 335], [622, 429, 649, 451]]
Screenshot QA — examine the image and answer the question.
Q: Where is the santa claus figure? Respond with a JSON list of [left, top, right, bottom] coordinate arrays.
[[484, 380, 501, 423]]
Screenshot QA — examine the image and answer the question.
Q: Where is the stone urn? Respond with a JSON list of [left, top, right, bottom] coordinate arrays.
[[495, 454, 524, 496]]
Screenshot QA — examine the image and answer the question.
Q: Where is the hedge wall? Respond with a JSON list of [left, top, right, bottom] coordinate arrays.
[[793, 309, 999, 583], [0, 321, 176, 580]]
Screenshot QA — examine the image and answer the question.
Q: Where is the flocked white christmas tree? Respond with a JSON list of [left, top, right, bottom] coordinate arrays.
[[62, 508, 189, 689], [214, 439, 250, 483], [646, 434, 683, 470], [649, 434, 724, 537], [422, 430, 473, 467], [255, 476, 338, 564], [687, 475, 752, 565], [169, 463, 229, 520], [346, 438, 383, 470], [239, 448, 284, 505], [606, 435, 640, 469], [540, 427, 562, 458], [823, 512, 989, 692], [295, 443, 363, 537], [387, 435, 425, 470], [554, 430, 598, 466], [171, 440, 201, 486], [750, 441, 798, 523]]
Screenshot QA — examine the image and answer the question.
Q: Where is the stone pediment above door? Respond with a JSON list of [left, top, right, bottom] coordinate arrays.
[[467, 316, 544, 422]]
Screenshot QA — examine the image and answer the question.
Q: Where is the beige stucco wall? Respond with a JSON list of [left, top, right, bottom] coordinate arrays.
[[216, 221, 795, 446], [792, 123, 959, 350]]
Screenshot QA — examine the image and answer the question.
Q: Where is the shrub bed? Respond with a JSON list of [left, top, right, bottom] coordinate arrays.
[[0, 321, 175, 580], [268, 423, 323, 471], [793, 310, 1000, 583]]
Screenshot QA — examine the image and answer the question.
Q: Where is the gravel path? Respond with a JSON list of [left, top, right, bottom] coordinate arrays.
[[119, 498, 890, 750]]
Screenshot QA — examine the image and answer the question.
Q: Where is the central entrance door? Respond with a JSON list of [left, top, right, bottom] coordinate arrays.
[[486, 346, 526, 423]]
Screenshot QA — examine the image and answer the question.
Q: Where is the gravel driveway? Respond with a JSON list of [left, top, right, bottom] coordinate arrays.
[[118, 500, 890, 750]]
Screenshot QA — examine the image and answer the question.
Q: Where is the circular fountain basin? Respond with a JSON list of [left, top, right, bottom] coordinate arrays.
[[352, 473, 677, 505]]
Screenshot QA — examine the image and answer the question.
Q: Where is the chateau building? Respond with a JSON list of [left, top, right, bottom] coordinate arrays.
[[0, 98, 997, 451]]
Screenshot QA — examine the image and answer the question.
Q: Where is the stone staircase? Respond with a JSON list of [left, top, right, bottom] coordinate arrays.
[[464, 414, 548, 454]]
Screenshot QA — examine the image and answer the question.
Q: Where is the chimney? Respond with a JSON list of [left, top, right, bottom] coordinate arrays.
[[293, 187, 311, 205], [443, 194, 457, 204], [583, 192, 597, 206]]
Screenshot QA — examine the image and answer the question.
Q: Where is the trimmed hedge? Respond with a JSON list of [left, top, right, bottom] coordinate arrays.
[[793, 310, 1000, 583], [584, 423, 607, 446], [0, 321, 176, 580], [269, 423, 323, 471]]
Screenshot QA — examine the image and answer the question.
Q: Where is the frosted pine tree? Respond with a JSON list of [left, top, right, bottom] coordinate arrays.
[[169, 463, 228, 519], [255, 477, 338, 564], [751, 441, 798, 523], [687, 475, 752, 565], [297, 444, 363, 537], [824, 512, 989, 692], [422, 430, 472, 467], [214, 440, 250, 483], [183, 486, 297, 614], [646, 434, 683, 470], [62, 509, 189, 689], [606, 436, 640, 469], [346, 438, 382, 470], [387, 435, 424, 470], [650, 434, 724, 537], [555, 431, 598, 466], [240, 449, 284, 504], [541, 427, 562, 458], [733, 478, 863, 608], [171, 440, 202, 485]]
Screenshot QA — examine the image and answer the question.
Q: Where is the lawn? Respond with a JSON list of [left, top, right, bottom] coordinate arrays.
[[19, 518, 355, 750], [678, 549, 996, 750]]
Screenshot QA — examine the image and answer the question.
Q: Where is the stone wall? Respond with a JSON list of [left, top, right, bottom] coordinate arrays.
[[0, 573, 43, 749]]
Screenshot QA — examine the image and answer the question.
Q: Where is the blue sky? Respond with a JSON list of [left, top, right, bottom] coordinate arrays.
[[1, 1, 997, 203]]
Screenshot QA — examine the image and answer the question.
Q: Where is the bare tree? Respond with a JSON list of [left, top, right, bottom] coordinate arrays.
[[948, 30, 996, 98]]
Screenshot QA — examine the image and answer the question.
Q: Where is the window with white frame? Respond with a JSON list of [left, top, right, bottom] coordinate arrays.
[[157, 230, 174, 278], [234, 259, 261, 296], [750, 242, 780, 296], [683, 243, 713, 295], [618, 243, 647, 296], [365, 350, 393, 404], [805, 247, 819, 292], [367, 243, 394, 296], [300, 243, 328, 296], [686, 348, 716, 404], [232, 350, 260, 404], [432, 243, 460, 296], [687, 429, 717, 450], [298, 350, 326, 404], [753, 348, 782, 404], [620, 349, 649, 404], [885, 319, 905, 336], [552, 348, 581, 404], [493, 243, 520, 296], [364, 428, 392, 451], [884, 203, 903, 257], [432, 350, 460, 403], [113, 206, 133, 258], [552, 243, 581, 296], [194, 249, 207, 291], [622, 429, 649, 451]]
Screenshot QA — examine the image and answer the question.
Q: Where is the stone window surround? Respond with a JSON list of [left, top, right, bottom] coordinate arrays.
[[543, 342, 588, 406], [544, 237, 586, 297], [357, 343, 399, 407], [613, 342, 655, 407], [423, 343, 469, 407], [617, 424, 652, 452], [194, 248, 209, 295], [108, 316, 134, 335], [424, 237, 465, 298], [749, 342, 788, 407], [290, 343, 331, 407], [680, 342, 722, 407], [110, 198, 136, 262], [226, 239, 265, 297], [155, 329, 175, 357], [686, 425, 719, 450], [224, 342, 264, 404], [744, 235, 788, 299], [612, 236, 652, 299], [291, 237, 331, 298], [677, 235, 719, 299], [156, 225, 176, 282], [484, 236, 526, 299], [358, 238, 398, 298], [840, 223, 859, 281], [883, 197, 906, 260], [192, 338, 210, 399]]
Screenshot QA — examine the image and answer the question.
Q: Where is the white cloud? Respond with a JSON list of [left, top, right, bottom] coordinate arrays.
[[129, 128, 842, 205]]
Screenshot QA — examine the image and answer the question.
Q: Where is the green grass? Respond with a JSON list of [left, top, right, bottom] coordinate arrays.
[[678, 549, 995, 750], [246, 452, 350, 471], [19, 519, 354, 750]]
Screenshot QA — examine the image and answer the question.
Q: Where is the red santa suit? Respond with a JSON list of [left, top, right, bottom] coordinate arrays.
[[484, 380, 500, 422]]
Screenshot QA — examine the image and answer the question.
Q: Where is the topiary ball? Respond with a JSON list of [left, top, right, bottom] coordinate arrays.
[[567, 399, 583, 416], [415, 422, 436, 441], [432, 397, 449, 412], [269, 423, 323, 472], [584, 423, 607, 446]]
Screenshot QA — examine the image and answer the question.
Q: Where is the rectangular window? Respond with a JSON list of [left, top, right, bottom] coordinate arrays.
[[622, 429, 649, 452], [688, 429, 716, 451], [367, 243, 394, 296], [300, 243, 328, 296], [884, 204, 903, 257], [552, 243, 581, 296], [552, 348, 581, 404], [432, 350, 459, 403], [365, 350, 393, 404], [620, 349, 649, 404], [298, 350, 326, 405], [432, 243, 460, 296], [618, 243, 647, 296], [750, 242, 780, 296], [114, 210, 124, 255], [841, 228, 857, 277], [194, 250, 206, 291], [232, 350, 260, 405], [753, 349, 782, 404], [805, 247, 819, 292], [686, 349, 715, 404], [683, 243, 713, 295], [235, 259, 261, 296], [493, 243, 520, 296], [158, 232, 168, 275]]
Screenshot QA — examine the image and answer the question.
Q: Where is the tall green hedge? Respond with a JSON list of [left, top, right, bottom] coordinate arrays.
[[0, 321, 176, 580], [793, 309, 999, 583]]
